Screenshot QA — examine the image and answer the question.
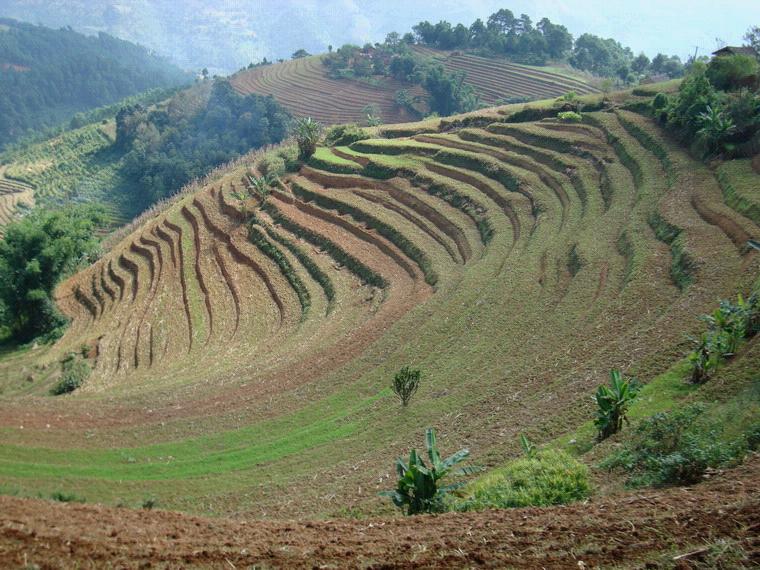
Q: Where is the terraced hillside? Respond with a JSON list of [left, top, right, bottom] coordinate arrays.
[[0, 166, 33, 233], [230, 52, 598, 125], [0, 102, 758, 528], [230, 55, 425, 125], [1, 122, 132, 225], [412, 46, 599, 103]]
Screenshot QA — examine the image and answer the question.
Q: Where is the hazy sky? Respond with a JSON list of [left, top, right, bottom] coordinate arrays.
[[0, 0, 757, 71]]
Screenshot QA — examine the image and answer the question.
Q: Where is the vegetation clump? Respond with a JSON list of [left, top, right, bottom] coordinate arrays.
[[293, 117, 324, 160], [381, 428, 476, 515], [118, 80, 291, 204], [0, 205, 105, 342], [50, 353, 91, 396], [458, 449, 590, 510], [687, 293, 759, 383], [594, 369, 640, 441], [324, 124, 370, 147], [392, 366, 421, 407], [660, 59, 760, 158], [557, 110, 583, 122], [601, 403, 756, 487]]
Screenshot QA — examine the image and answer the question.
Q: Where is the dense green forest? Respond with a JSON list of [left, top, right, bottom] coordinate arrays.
[[0, 18, 190, 148], [117, 80, 291, 203]]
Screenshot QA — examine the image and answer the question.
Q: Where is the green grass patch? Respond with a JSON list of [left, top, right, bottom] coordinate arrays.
[[307, 147, 362, 175], [457, 449, 590, 510]]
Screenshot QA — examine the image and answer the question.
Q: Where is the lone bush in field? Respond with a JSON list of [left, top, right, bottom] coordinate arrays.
[[392, 366, 421, 407], [594, 369, 640, 441], [557, 110, 582, 122], [292, 117, 323, 160], [380, 427, 476, 515]]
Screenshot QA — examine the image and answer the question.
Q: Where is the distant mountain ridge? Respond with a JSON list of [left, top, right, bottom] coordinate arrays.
[[0, 17, 190, 147]]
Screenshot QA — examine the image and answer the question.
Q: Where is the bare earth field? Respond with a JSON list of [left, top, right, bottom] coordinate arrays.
[[1, 457, 758, 568]]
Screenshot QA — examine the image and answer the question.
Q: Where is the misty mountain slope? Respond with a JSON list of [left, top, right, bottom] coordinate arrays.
[[0, 18, 189, 147]]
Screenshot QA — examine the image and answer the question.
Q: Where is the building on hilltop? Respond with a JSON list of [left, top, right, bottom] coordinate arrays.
[[711, 46, 758, 58]]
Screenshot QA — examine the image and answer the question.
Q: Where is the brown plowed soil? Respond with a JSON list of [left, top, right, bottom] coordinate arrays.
[[2, 458, 758, 569]]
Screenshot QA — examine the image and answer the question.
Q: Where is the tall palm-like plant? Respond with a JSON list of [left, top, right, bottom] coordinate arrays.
[[594, 369, 640, 441], [292, 117, 323, 160]]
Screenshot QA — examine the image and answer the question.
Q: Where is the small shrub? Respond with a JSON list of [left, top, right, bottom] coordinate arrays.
[[141, 498, 158, 510], [601, 403, 747, 487], [687, 332, 722, 384], [652, 92, 669, 110], [50, 354, 90, 396], [259, 153, 287, 178], [324, 124, 370, 147], [380, 428, 476, 515], [688, 293, 759, 382], [276, 144, 300, 172], [392, 366, 421, 407], [594, 369, 640, 441], [50, 491, 83, 503], [458, 449, 590, 511], [557, 111, 583, 122]]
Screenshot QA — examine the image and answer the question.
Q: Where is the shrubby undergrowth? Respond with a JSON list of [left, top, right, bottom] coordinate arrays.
[[457, 449, 590, 510]]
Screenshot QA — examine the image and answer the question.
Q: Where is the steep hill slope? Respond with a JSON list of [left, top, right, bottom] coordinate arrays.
[[230, 52, 598, 125], [0, 18, 189, 148], [0, 93, 757, 525]]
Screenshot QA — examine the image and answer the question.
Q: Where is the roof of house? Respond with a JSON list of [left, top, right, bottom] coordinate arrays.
[[712, 46, 758, 57]]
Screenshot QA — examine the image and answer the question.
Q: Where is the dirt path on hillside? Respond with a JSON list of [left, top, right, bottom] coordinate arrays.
[[1, 458, 758, 569]]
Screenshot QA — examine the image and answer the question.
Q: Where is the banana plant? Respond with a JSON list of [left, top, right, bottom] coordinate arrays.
[[380, 428, 478, 515], [594, 369, 640, 441], [246, 173, 275, 203], [687, 332, 721, 384]]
